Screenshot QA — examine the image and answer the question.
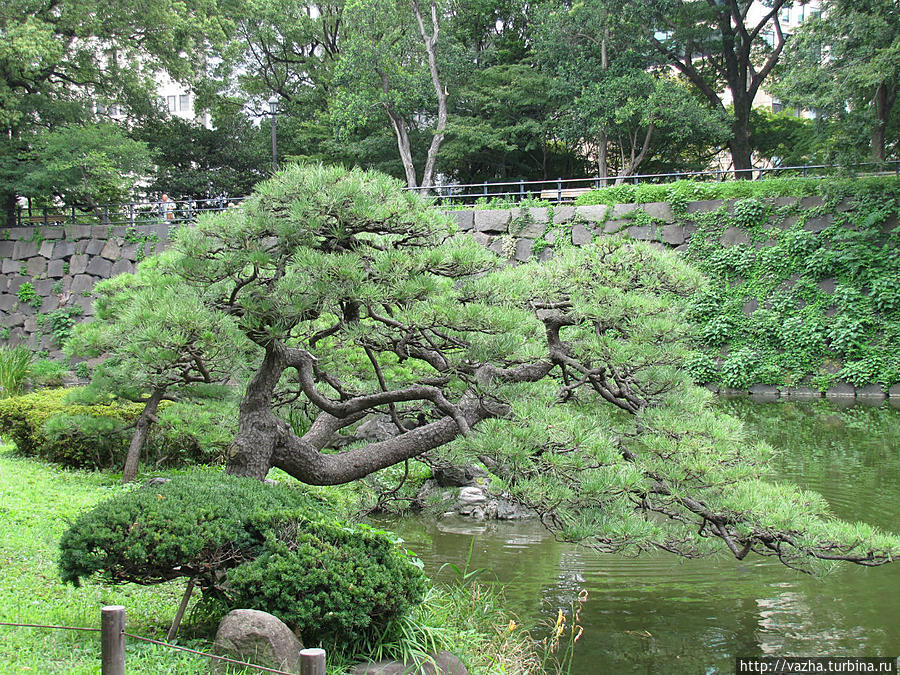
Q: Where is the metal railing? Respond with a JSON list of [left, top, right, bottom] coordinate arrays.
[[13, 195, 246, 228], [417, 160, 900, 205], [7, 160, 900, 228]]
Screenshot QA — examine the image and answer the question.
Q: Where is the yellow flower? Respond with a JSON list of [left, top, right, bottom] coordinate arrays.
[[507, 620, 517, 632], [553, 609, 566, 638]]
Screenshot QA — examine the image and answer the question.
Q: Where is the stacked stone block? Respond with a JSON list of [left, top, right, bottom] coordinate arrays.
[[446, 201, 693, 263], [0, 223, 170, 356]]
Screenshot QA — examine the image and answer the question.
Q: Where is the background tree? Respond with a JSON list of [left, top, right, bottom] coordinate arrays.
[[532, 0, 632, 182], [66, 255, 252, 482], [333, 0, 451, 191], [0, 0, 228, 223], [439, 64, 586, 183], [147, 163, 900, 573], [567, 67, 729, 181], [211, 0, 345, 165], [644, 0, 795, 175], [132, 112, 270, 200], [532, 0, 727, 181], [18, 123, 152, 213], [775, 0, 900, 163], [748, 108, 820, 167]]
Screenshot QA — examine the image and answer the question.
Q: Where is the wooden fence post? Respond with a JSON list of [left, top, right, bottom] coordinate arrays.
[[299, 647, 326, 675], [101, 605, 126, 675]]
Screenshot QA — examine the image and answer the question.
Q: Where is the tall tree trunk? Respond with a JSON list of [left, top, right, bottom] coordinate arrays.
[[385, 106, 419, 189], [620, 123, 655, 179], [730, 98, 754, 179], [872, 81, 896, 164], [598, 136, 608, 185], [413, 0, 447, 193], [121, 386, 166, 483], [598, 28, 609, 185], [379, 67, 419, 189], [1, 191, 16, 228], [225, 345, 285, 479]]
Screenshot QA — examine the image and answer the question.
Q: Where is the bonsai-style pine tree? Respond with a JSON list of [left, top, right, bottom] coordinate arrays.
[[146, 164, 897, 572], [66, 255, 252, 482]]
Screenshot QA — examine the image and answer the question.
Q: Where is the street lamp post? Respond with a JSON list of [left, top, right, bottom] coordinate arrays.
[[269, 96, 278, 173]]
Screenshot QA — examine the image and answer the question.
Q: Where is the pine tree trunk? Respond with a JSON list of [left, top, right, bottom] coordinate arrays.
[[225, 346, 284, 479], [121, 387, 166, 483]]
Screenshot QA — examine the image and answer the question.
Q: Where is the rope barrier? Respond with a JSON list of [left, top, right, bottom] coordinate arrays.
[[0, 620, 299, 675], [0, 621, 100, 632], [124, 632, 298, 675]]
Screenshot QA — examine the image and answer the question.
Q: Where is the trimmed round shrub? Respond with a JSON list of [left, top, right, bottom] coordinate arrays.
[[59, 472, 426, 648], [225, 521, 427, 646]]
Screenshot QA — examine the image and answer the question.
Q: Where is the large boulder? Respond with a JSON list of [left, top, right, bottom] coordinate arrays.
[[431, 464, 489, 488], [212, 609, 303, 674]]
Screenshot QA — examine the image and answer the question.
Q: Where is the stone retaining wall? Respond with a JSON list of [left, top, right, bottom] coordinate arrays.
[[0, 223, 171, 355], [446, 203, 684, 261], [1, 196, 897, 399], [444, 196, 835, 262]]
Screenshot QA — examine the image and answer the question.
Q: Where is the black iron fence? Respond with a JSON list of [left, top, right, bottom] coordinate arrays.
[[9, 160, 900, 227], [420, 160, 900, 205], [14, 195, 246, 228]]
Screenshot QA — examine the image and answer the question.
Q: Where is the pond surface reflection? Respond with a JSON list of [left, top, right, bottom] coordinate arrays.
[[372, 399, 900, 674]]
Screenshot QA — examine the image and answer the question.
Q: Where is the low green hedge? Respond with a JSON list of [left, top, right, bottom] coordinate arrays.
[[0, 388, 233, 469], [0, 388, 144, 464], [573, 176, 900, 209], [59, 472, 427, 648]]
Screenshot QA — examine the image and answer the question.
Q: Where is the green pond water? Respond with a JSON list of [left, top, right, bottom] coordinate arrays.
[[372, 398, 900, 674]]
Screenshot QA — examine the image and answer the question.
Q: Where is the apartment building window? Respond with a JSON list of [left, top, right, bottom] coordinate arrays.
[[772, 99, 784, 113], [95, 102, 106, 115], [779, 7, 791, 23], [108, 104, 118, 116], [179, 94, 190, 112], [795, 5, 805, 22], [167, 95, 177, 112]]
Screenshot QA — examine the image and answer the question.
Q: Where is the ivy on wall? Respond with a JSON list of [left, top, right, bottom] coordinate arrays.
[[680, 180, 900, 391]]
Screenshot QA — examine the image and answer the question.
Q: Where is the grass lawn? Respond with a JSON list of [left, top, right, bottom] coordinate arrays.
[[0, 446, 538, 674], [0, 446, 219, 673]]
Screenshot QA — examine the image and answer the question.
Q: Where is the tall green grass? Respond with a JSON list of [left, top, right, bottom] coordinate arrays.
[[0, 346, 33, 398]]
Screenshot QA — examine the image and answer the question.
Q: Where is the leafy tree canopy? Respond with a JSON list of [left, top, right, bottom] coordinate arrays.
[[775, 0, 900, 163], [440, 63, 588, 182], [131, 112, 271, 200], [0, 0, 229, 220], [18, 123, 152, 211], [120, 163, 900, 574]]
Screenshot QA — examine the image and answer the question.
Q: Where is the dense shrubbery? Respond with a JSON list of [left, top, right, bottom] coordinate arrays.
[[0, 388, 144, 463], [573, 176, 899, 208], [0, 388, 232, 469], [59, 472, 426, 648]]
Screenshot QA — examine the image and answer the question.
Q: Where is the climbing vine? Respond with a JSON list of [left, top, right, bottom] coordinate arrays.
[[682, 179, 900, 391]]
